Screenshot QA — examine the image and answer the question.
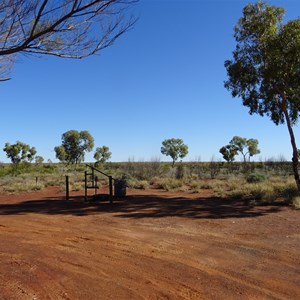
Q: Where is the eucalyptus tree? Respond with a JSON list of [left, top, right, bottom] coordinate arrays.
[[3, 141, 37, 174], [229, 136, 260, 164], [224, 1, 300, 190], [54, 130, 94, 167], [94, 145, 112, 165], [35, 155, 44, 165], [219, 144, 238, 163], [0, 0, 138, 81], [161, 138, 188, 167]]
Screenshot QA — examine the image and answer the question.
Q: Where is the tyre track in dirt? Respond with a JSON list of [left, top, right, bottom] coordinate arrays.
[[115, 225, 298, 300]]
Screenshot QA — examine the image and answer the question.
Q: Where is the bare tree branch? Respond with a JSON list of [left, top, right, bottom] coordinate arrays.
[[0, 0, 138, 80]]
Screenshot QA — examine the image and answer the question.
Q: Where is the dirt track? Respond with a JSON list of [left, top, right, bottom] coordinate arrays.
[[0, 186, 299, 299]]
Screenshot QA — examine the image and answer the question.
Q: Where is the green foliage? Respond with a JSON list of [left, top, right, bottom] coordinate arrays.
[[224, 1, 300, 189], [273, 184, 299, 203], [126, 178, 149, 190], [0, 164, 12, 176], [153, 177, 183, 191], [3, 141, 36, 164], [224, 1, 288, 123], [161, 138, 188, 167], [27, 163, 57, 175], [219, 144, 238, 163], [3, 141, 37, 175], [54, 130, 94, 166], [229, 136, 260, 163], [246, 173, 266, 183], [94, 146, 112, 164], [35, 155, 44, 164], [54, 145, 66, 163]]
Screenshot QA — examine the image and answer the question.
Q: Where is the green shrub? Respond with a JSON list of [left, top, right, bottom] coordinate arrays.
[[200, 182, 213, 189], [154, 178, 182, 191], [246, 173, 266, 183], [126, 178, 149, 189], [273, 184, 299, 203], [175, 164, 185, 179], [189, 180, 201, 191], [224, 178, 299, 206]]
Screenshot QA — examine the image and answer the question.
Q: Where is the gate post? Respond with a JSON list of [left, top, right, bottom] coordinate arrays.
[[109, 176, 113, 203], [84, 171, 88, 201], [66, 175, 69, 200]]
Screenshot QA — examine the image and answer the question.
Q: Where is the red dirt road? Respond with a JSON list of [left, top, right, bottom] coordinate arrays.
[[0, 187, 299, 299]]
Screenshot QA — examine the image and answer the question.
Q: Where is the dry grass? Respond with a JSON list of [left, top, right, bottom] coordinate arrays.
[[0, 176, 45, 194], [292, 196, 300, 209], [0, 173, 83, 194], [152, 177, 183, 191], [211, 176, 299, 205], [0, 167, 299, 208], [127, 178, 149, 190]]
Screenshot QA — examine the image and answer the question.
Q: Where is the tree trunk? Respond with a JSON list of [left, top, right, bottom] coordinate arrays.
[[172, 160, 175, 168], [242, 153, 248, 172], [282, 105, 300, 191]]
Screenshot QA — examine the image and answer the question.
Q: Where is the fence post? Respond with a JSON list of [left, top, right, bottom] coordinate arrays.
[[109, 176, 113, 203], [84, 171, 88, 201], [66, 175, 69, 200]]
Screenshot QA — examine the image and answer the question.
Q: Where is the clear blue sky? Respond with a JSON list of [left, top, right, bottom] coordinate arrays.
[[1, 0, 300, 163]]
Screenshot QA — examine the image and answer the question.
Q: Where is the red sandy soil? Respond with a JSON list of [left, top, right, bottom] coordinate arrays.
[[0, 186, 299, 300]]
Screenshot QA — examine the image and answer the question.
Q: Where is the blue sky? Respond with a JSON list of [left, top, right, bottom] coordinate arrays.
[[1, 0, 300, 163]]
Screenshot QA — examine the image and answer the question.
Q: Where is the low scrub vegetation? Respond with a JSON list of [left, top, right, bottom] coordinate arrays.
[[293, 197, 300, 209], [153, 177, 183, 191], [246, 173, 266, 183], [228, 180, 297, 206], [0, 161, 299, 209], [126, 178, 149, 190], [0, 175, 45, 194]]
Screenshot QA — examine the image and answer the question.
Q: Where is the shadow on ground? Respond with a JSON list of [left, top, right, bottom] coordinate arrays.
[[0, 193, 283, 219]]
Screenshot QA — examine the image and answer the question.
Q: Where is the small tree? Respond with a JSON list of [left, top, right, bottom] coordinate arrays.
[[161, 138, 188, 167], [94, 146, 112, 165], [224, 1, 300, 190], [229, 136, 260, 164], [219, 144, 239, 163], [54, 130, 94, 167], [3, 141, 37, 174], [35, 156, 44, 165], [0, 0, 138, 81]]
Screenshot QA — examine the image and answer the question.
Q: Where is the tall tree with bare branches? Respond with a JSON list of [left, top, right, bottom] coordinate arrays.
[[0, 0, 138, 80]]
